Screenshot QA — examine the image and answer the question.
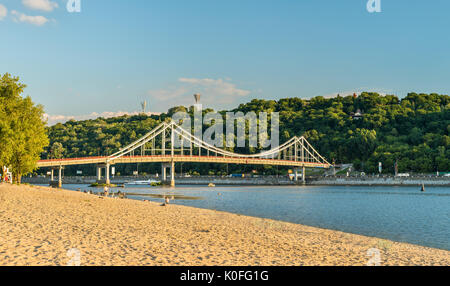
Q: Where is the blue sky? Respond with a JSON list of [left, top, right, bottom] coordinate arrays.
[[0, 0, 449, 124]]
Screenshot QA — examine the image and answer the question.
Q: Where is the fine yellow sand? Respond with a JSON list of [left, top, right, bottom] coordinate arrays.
[[0, 183, 448, 266]]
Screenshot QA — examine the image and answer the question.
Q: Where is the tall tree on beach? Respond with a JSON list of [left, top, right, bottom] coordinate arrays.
[[0, 73, 24, 172], [0, 107, 13, 169], [0, 73, 49, 183]]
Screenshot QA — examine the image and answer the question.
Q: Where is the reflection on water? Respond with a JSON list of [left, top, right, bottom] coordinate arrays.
[[60, 184, 450, 250]]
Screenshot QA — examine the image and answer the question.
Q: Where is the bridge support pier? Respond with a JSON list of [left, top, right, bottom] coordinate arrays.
[[302, 166, 306, 184], [49, 166, 62, 188], [105, 163, 110, 185], [161, 162, 175, 187], [96, 166, 102, 181], [58, 166, 62, 188], [161, 164, 167, 181], [95, 163, 111, 185], [170, 160, 175, 187]]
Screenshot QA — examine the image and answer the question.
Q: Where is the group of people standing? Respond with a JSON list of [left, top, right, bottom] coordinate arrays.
[[1, 167, 12, 183]]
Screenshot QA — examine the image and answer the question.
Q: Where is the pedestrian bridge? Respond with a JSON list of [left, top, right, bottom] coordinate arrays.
[[38, 121, 332, 186]]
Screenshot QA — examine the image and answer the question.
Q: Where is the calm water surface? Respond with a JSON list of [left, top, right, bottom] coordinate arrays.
[[61, 184, 450, 250]]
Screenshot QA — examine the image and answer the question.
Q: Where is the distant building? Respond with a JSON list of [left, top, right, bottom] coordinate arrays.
[[350, 109, 364, 120]]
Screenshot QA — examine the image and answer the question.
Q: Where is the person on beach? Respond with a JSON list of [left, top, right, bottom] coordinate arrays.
[[161, 196, 170, 206], [103, 186, 109, 196]]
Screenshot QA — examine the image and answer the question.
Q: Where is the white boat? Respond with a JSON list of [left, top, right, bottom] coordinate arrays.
[[126, 179, 160, 185]]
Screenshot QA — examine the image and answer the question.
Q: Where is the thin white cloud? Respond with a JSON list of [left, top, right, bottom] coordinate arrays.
[[44, 111, 162, 126], [0, 4, 7, 20], [148, 77, 251, 111], [22, 0, 58, 12], [11, 10, 49, 26]]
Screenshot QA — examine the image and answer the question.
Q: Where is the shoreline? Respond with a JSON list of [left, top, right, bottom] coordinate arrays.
[[0, 183, 448, 266], [39, 183, 450, 251], [23, 176, 450, 186]]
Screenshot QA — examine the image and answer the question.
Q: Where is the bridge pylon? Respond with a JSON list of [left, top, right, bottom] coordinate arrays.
[[302, 166, 306, 184], [96, 163, 112, 185], [49, 166, 63, 188], [161, 162, 175, 187]]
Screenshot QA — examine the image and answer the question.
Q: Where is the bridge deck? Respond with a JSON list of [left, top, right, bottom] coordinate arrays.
[[37, 155, 331, 169]]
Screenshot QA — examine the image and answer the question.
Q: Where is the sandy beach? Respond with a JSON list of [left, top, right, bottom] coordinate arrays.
[[0, 183, 448, 266]]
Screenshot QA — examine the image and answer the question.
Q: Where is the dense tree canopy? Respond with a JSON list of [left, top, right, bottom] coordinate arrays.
[[0, 74, 49, 182], [45, 92, 450, 175]]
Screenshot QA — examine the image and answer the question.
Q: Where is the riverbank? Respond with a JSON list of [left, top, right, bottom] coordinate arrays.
[[23, 176, 295, 185], [23, 175, 450, 186], [0, 183, 448, 266]]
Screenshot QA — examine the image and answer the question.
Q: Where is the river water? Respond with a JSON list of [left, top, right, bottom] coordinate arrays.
[[61, 184, 450, 250]]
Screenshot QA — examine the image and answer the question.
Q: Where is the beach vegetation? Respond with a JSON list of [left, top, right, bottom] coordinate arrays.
[[0, 73, 49, 183]]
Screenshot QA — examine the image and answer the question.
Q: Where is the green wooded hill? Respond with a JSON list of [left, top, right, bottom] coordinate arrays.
[[45, 92, 450, 175]]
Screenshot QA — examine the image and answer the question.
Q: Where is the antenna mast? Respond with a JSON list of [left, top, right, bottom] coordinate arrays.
[[141, 100, 147, 114]]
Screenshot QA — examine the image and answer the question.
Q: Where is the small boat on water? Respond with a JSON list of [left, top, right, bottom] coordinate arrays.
[[421, 184, 426, 192], [127, 179, 161, 185]]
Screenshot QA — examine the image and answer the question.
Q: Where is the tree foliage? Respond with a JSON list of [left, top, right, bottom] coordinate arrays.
[[0, 73, 49, 183], [50, 142, 65, 159]]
